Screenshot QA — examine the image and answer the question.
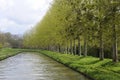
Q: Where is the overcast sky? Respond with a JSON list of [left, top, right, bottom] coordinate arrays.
[[0, 0, 53, 35]]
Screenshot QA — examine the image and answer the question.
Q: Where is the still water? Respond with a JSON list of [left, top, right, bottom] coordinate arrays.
[[0, 53, 90, 80]]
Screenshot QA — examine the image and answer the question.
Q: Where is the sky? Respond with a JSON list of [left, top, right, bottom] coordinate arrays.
[[0, 0, 53, 35]]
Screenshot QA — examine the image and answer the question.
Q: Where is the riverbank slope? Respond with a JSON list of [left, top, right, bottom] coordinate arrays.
[[39, 50, 120, 80], [0, 48, 21, 61]]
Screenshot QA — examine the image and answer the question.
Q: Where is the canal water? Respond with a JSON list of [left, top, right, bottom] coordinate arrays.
[[0, 53, 89, 80]]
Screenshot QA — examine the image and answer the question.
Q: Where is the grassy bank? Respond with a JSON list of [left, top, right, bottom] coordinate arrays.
[[39, 50, 120, 80], [0, 48, 21, 61]]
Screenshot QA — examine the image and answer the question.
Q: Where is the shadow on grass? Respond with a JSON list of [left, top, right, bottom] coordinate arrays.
[[90, 60, 101, 64]]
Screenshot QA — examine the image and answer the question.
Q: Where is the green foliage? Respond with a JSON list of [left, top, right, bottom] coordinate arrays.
[[23, 0, 120, 61]]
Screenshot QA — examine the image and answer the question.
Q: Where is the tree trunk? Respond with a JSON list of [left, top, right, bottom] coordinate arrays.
[[84, 36, 87, 56], [55, 45, 58, 52], [57, 45, 59, 52], [78, 36, 81, 56], [61, 47, 65, 53], [74, 39, 76, 55], [63, 47, 66, 54], [61, 47, 63, 53], [58, 44, 61, 53], [70, 39, 73, 55], [66, 40, 69, 54], [112, 25, 118, 62], [99, 24, 104, 60]]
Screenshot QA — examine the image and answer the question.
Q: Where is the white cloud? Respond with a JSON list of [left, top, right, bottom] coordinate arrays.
[[0, 0, 53, 34], [0, 0, 14, 10], [0, 18, 33, 34]]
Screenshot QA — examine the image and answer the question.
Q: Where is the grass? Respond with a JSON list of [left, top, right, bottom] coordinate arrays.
[[39, 50, 120, 80], [0, 48, 21, 61], [0, 48, 40, 61]]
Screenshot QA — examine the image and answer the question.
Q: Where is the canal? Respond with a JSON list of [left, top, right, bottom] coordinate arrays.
[[0, 52, 90, 80]]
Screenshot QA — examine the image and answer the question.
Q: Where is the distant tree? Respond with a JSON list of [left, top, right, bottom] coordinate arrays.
[[0, 32, 23, 48]]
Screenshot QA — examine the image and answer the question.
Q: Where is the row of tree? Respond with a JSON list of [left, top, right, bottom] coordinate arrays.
[[0, 31, 23, 48], [23, 0, 120, 62]]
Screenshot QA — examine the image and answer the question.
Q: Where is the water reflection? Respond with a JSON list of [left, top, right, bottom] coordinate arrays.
[[0, 53, 89, 80]]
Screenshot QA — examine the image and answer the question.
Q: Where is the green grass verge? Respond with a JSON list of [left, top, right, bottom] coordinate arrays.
[[0, 48, 21, 61], [39, 50, 120, 80]]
